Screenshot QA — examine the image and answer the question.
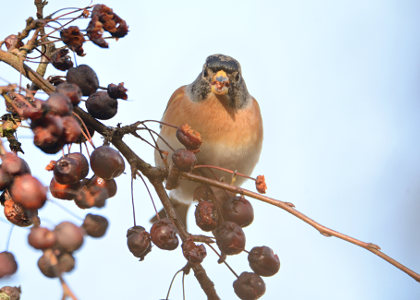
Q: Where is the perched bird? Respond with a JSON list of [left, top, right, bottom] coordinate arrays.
[[154, 54, 263, 226]]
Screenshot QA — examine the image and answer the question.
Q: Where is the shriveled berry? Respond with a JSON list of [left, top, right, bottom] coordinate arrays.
[[88, 176, 117, 197], [74, 184, 108, 208], [49, 177, 80, 200], [90, 146, 125, 179], [65, 153, 89, 178], [62, 116, 82, 143], [0, 251, 18, 278], [248, 246, 280, 277], [54, 221, 84, 252], [28, 227, 56, 250], [66, 64, 99, 96], [214, 221, 245, 255], [58, 252, 75, 273], [56, 82, 82, 106], [53, 156, 82, 184], [172, 149, 197, 172], [82, 213, 109, 238], [233, 272, 266, 300], [1, 152, 30, 175], [222, 195, 254, 227], [31, 114, 65, 154], [127, 226, 152, 260], [51, 48, 73, 71], [0, 286, 21, 300], [3, 197, 38, 227], [150, 219, 179, 250], [86, 91, 118, 120], [0, 167, 13, 190], [195, 200, 218, 231], [10, 174, 47, 209], [4, 34, 23, 50], [45, 93, 72, 116], [37, 250, 73, 278], [182, 239, 207, 264], [107, 82, 127, 100], [176, 124, 202, 151]]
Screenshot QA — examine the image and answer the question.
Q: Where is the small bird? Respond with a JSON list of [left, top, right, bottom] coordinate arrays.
[[154, 54, 263, 226]]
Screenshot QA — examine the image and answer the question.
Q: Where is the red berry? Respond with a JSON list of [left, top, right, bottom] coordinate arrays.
[[90, 146, 125, 179], [182, 239, 207, 264], [31, 114, 65, 154], [45, 93, 72, 116], [88, 176, 117, 197], [222, 195, 254, 227], [0, 251, 18, 278], [54, 221, 84, 252], [214, 221, 246, 255], [175, 124, 202, 151], [150, 219, 179, 250], [86, 91, 118, 120], [82, 213, 109, 238], [3, 197, 38, 227], [66, 64, 99, 96], [127, 226, 152, 260], [56, 82, 82, 106], [248, 246, 280, 277], [62, 116, 82, 143], [74, 184, 109, 208], [172, 149, 197, 172], [28, 227, 57, 250], [195, 200, 218, 231], [1, 152, 31, 175], [233, 272, 265, 300], [10, 174, 47, 209], [0, 167, 13, 190], [49, 177, 81, 200]]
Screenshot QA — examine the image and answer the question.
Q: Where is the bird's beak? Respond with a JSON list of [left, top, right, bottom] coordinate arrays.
[[211, 70, 230, 95]]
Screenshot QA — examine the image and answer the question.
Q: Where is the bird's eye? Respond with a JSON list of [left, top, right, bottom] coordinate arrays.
[[203, 69, 208, 78], [235, 73, 240, 81]]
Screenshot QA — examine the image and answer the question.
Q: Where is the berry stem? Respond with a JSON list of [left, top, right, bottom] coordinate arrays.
[[130, 175, 137, 226], [5, 224, 14, 251], [193, 165, 255, 181], [206, 243, 239, 278], [165, 268, 183, 300]]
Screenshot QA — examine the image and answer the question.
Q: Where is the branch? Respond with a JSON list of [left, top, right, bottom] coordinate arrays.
[[182, 172, 420, 282]]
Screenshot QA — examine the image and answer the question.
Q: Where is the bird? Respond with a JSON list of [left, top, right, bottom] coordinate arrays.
[[154, 54, 263, 227]]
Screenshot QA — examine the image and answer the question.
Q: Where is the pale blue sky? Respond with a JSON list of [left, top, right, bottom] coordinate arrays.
[[0, 1, 419, 299]]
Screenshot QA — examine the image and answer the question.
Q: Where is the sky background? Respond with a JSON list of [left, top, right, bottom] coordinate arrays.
[[0, 0, 420, 299]]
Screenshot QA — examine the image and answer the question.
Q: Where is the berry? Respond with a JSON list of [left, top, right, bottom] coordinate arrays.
[[53, 153, 88, 184], [222, 195, 254, 227], [248, 246, 280, 277], [182, 239, 207, 264], [176, 124, 202, 151], [56, 82, 82, 106], [195, 200, 218, 231], [0, 286, 21, 300], [214, 221, 246, 255], [28, 227, 57, 250], [54, 221, 84, 252], [49, 177, 80, 200], [66, 64, 99, 96], [0, 167, 13, 190], [37, 251, 75, 278], [74, 184, 109, 209], [45, 93, 72, 116], [172, 149, 197, 171], [88, 176, 117, 197], [3, 197, 38, 227], [0, 251, 18, 278], [1, 152, 31, 176], [90, 146, 125, 179], [31, 114, 65, 154], [86, 91, 118, 120], [10, 174, 47, 209], [233, 272, 266, 300], [126, 226, 152, 260], [62, 116, 82, 143], [82, 213, 109, 238], [150, 219, 179, 250]]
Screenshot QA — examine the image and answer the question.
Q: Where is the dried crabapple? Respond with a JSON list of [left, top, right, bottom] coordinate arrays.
[[172, 149, 197, 171], [233, 272, 266, 300], [51, 48, 73, 71], [85, 91, 118, 120], [126, 226, 152, 260], [56, 82, 82, 106], [0, 251, 18, 278], [31, 114, 65, 154], [90, 145, 125, 179], [74, 183, 109, 209], [107, 83, 128, 100], [66, 64, 99, 96], [10, 174, 47, 209], [3, 197, 38, 227], [0, 286, 21, 300], [195, 200, 218, 231], [62, 116, 82, 143], [1, 152, 30, 175], [222, 195, 254, 227], [150, 219, 179, 250], [28, 227, 57, 250], [176, 124, 202, 151], [88, 176, 117, 198], [214, 221, 246, 255], [49, 177, 80, 200], [182, 239, 207, 264], [45, 93, 72, 116], [54, 221, 84, 252], [248, 246, 280, 277], [82, 213, 109, 238]]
